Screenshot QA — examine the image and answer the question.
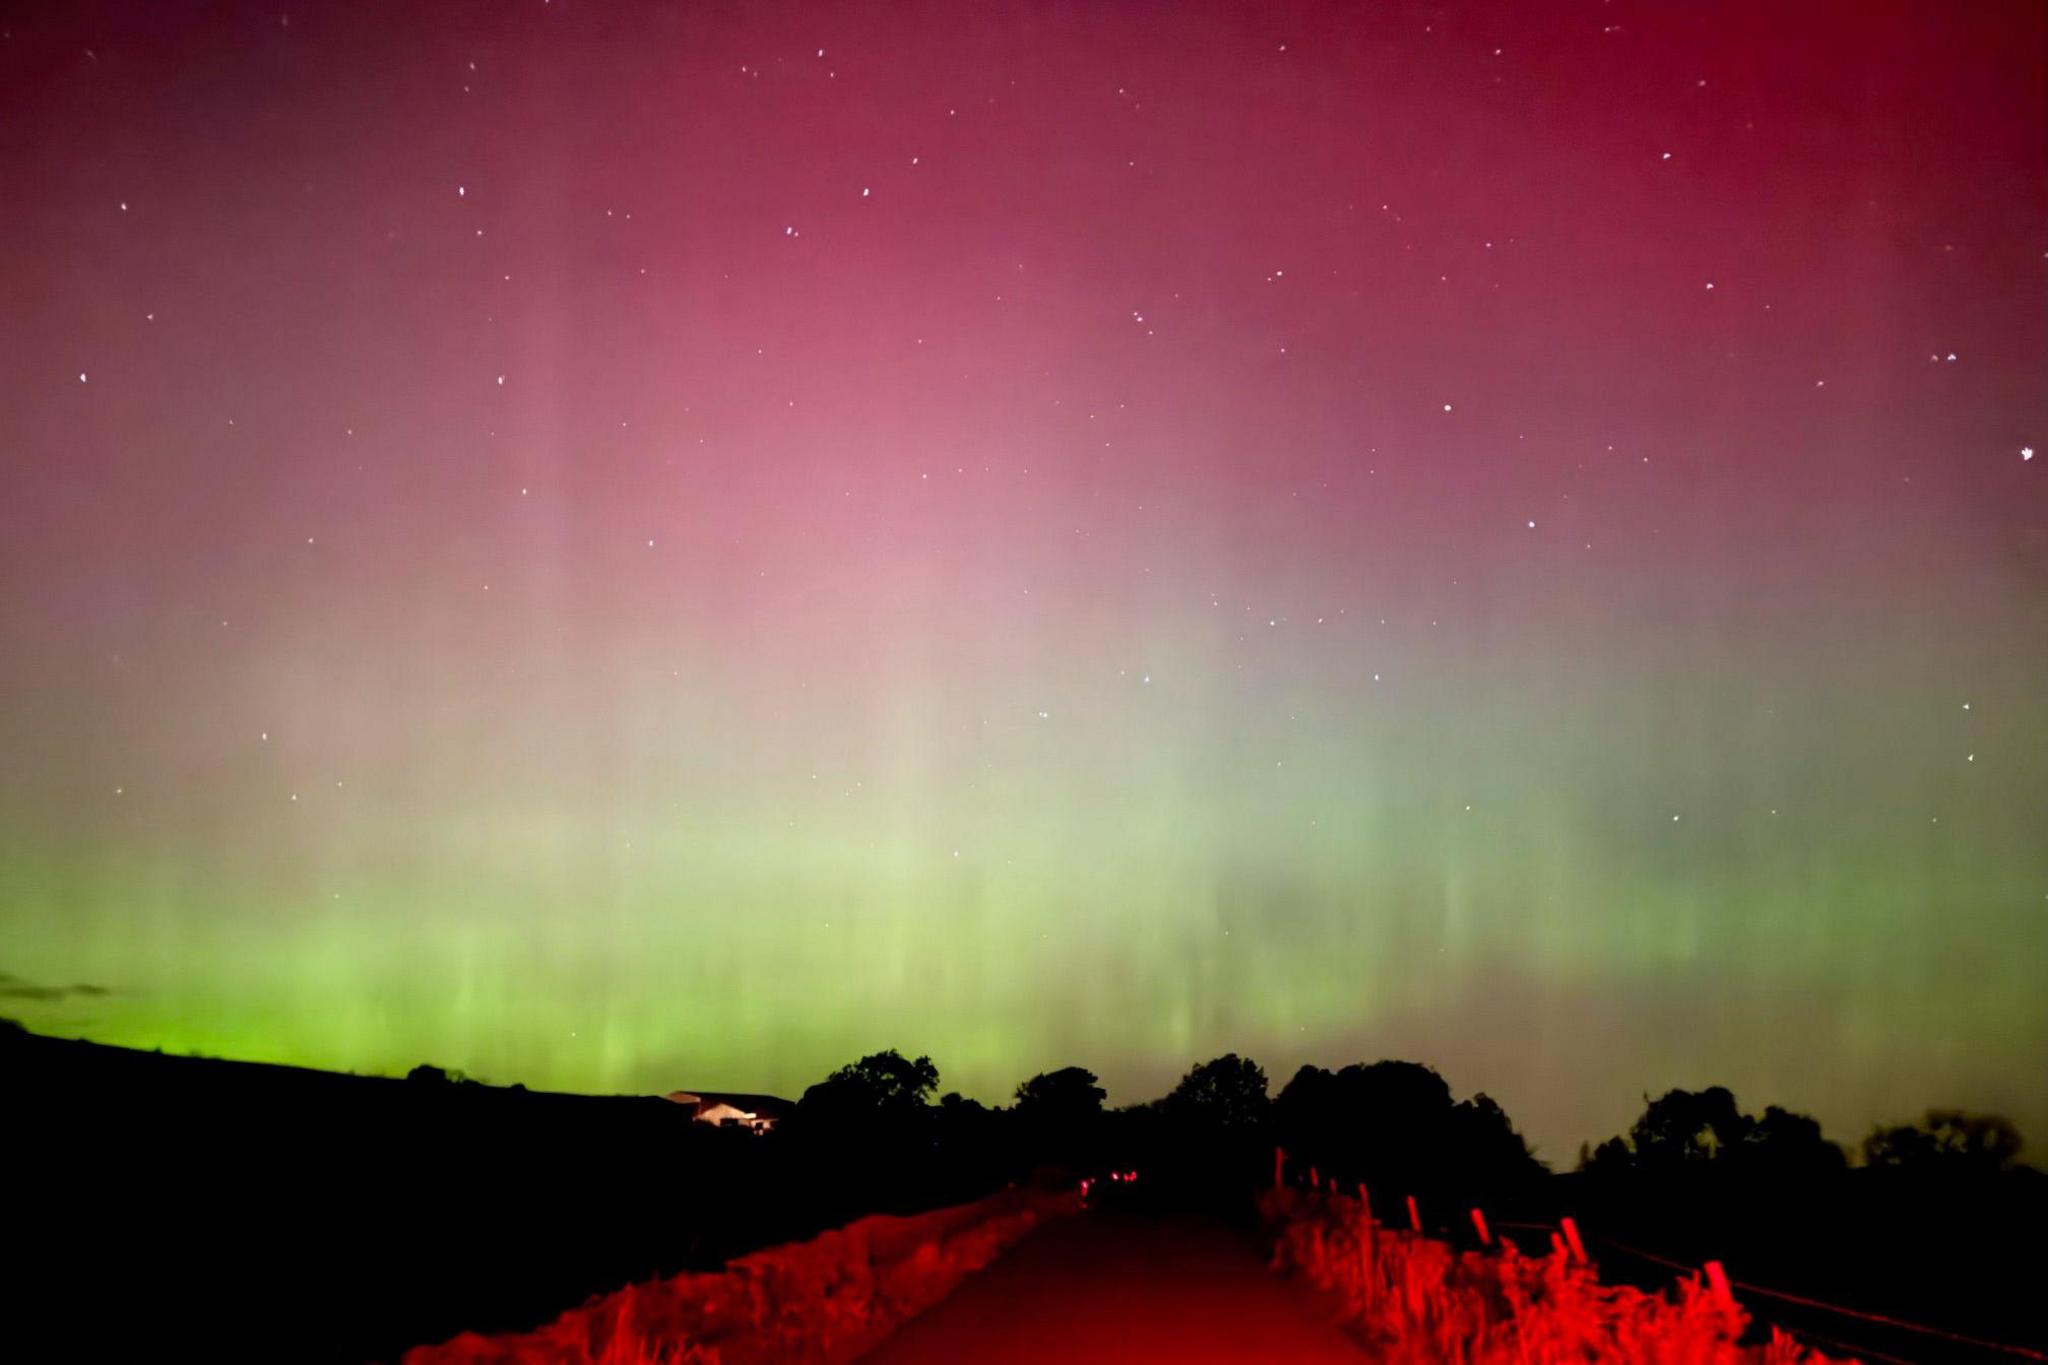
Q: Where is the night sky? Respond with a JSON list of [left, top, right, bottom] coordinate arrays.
[[2, 0, 2043, 1164]]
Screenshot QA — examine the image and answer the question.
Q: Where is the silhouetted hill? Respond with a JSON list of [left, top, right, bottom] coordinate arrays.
[[1, 1025, 994, 1365]]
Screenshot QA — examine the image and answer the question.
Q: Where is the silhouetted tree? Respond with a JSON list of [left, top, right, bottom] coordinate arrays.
[[797, 1050, 940, 1124], [930, 1091, 1006, 1182], [1580, 1135, 1633, 1176], [1731, 1104, 1847, 1179], [1276, 1060, 1541, 1201], [1014, 1066, 1106, 1121], [1012, 1067, 1107, 1172], [1274, 1064, 1338, 1138], [1350, 1059, 1455, 1115], [1163, 1054, 1269, 1132], [1630, 1086, 1752, 1166], [1446, 1092, 1546, 1189], [1864, 1110, 2024, 1173]]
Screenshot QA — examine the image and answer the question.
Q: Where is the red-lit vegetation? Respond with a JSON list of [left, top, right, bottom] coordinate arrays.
[[1262, 1189, 1855, 1364], [402, 1188, 1075, 1365]]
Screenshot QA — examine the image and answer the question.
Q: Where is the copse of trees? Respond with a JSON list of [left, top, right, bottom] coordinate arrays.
[[1581, 1087, 1846, 1181], [1578, 1088, 2028, 1183], [1863, 1109, 2024, 1174], [1275, 1060, 1545, 1203], [1572, 1080, 1851, 1178]]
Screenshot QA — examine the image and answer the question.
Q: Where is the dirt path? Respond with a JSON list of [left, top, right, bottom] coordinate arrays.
[[860, 1208, 1371, 1362]]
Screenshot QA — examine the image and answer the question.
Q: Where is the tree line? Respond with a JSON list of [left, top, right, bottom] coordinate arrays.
[[779, 1049, 2028, 1201]]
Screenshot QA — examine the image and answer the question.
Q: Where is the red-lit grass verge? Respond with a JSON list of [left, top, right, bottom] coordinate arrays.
[[402, 1187, 1076, 1365], [1262, 1190, 1855, 1365]]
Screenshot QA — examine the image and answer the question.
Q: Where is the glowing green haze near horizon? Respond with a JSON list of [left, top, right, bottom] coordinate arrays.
[[1, 0, 2044, 1162]]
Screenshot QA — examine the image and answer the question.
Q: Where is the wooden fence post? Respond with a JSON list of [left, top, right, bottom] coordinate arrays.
[[1559, 1216, 1587, 1264], [1704, 1260, 1736, 1310], [1273, 1145, 1286, 1192], [1406, 1194, 1422, 1233], [1470, 1207, 1491, 1245]]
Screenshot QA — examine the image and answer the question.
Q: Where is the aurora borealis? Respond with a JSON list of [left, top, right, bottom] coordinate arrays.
[[1, 0, 2043, 1164]]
